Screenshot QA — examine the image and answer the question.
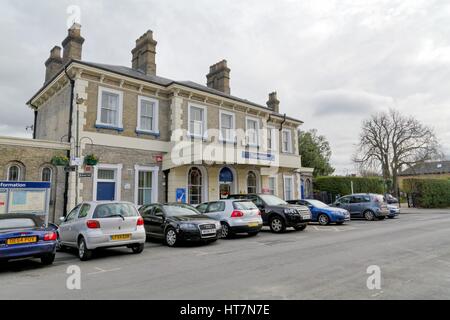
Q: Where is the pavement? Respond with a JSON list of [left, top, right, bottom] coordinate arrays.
[[1, 209, 450, 300]]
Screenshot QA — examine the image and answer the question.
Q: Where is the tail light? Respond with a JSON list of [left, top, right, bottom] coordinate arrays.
[[43, 232, 57, 241], [86, 220, 101, 229], [256, 210, 261, 216], [231, 210, 244, 218], [137, 216, 144, 226]]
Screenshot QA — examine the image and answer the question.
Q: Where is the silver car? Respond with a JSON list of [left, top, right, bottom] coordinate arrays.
[[58, 201, 146, 260], [196, 199, 263, 238]]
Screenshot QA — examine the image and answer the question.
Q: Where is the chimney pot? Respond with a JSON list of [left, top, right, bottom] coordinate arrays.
[[44, 46, 63, 82], [62, 23, 84, 64], [206, 59, 231, 94]]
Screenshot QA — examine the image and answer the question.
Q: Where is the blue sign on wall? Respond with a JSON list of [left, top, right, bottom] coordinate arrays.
[[0, 181, 51, 189], [176, 188, 187, 203], [242, 151, 275, 161]]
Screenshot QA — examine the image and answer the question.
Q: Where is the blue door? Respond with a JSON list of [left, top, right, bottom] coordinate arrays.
[[300, 179, 305, 200], [97, 182, 115, 201]]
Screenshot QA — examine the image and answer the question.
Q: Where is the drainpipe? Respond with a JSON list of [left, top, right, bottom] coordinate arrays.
[[163, 169, 170, 203], [279, 113, 287, 132], [29, 105, 38, 139], [63, 64, 75, 217]]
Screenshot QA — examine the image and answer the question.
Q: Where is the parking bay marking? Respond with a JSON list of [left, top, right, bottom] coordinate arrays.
[[87, 267, 122, 276]]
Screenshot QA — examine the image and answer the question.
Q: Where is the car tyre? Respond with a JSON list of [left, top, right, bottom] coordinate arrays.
[[269, 216, 286, 233], [318, 214, 330, 226], [165, 228, 178, 247], [78, 237, 93, 261], [131, 243, 145, 254], [221, 222, 234, 239], [364, 210, 375, 221], [41, 253, 55, 265], [294, 224, 307, 231]]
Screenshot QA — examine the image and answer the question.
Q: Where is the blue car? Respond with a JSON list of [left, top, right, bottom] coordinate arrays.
[[0, 214, 57, 265], [287, 199, 350, 225]]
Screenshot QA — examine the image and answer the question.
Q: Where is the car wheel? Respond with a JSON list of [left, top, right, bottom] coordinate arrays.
[[318, 214, 330, 226], [131, 243, 145, 254], [294, 224, 307, 231], [165, 228, 178, 247], [221, 222, 234, 239], [78, 237, 93, 261], [269, 216, 286, 233], [364, 210, 375, 221], [40, 253, 55, 265]]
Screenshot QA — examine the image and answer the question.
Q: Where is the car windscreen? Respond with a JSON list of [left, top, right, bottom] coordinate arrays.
[[259, 195, 288, 206], [0, 218, 36, 231], [93, 203, 138, 218], [306, 200, 329, 208], [233, 201, 258, 210], [163, 205, 200, 217]]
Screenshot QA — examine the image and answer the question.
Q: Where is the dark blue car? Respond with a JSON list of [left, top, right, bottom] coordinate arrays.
[[0, 214, 57, 265], [287, 199, 351, 225]]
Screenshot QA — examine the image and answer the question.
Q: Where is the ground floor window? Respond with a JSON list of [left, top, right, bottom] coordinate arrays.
[[219, 167, 234, 199], [138, 171, 152, 205], [284, 176, 294, 201], [41, 167, 52, 182], [94, 164, 122, 201], [268, 176, 276, 195], [247, 171, 257, 194], [188, 167, 203, 205], [7, 165, 20, 181]]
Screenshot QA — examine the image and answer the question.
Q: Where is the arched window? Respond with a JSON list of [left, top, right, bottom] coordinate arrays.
[[7, 165, 20, 181], [41, 167, 52, 182], [188, 167, 203, 205], [247, 171, 257, 194]]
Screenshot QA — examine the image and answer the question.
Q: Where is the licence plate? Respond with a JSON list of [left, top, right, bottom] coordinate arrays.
[[302, 214, 311, 220], [6, 236, 37, 245], [248, 222, 260, 227], [201, 229, 216, 235], [111, 234, 131, 241]]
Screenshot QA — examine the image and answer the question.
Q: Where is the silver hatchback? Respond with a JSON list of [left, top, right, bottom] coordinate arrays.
[[58, 201, 146, 260], [196, 199, 263, 238]]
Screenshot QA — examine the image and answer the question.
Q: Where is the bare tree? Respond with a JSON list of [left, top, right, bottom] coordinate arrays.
[[354, 109, 440, 196]]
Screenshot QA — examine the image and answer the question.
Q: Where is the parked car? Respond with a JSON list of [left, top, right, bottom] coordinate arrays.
[[58, 201, 146, 261], [287, 199, 350, 225], [227, 194, 311, 233], [387, 204, 400, 219], [331, 193, 389, 221], [196, 199, 263, 238], [0, 214, 57, 265], [384, 193, 399, 204], [138, 203, 221, 247]]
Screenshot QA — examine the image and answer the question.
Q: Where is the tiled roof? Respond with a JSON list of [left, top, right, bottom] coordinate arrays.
[[399, 161, 450, 176]]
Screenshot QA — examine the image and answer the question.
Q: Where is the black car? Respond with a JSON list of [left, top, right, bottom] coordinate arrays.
[[227, 194, 311, 233], [138, 203, 221, 247]]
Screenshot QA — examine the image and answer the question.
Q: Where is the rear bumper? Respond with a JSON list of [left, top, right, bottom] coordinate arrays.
[[228, 218, 263, 233], [230, 224, 262, 234], [85, 231, 146, 250], [0, 242, 56, 261]]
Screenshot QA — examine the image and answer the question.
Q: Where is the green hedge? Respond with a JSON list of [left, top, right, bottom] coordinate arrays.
[[403, 179, 450, 208], [314, 176, 385, 198]]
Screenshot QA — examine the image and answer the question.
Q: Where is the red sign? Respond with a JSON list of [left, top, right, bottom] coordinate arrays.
[[154, 155, 163, 163]]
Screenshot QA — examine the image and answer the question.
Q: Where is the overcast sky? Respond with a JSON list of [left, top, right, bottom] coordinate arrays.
[[1, 0, 449, 174]]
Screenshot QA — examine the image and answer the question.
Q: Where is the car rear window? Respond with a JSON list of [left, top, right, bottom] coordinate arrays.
[[93, 203, 138, 218], [233, 201, 258, 210], [0, 218, 36, 230]]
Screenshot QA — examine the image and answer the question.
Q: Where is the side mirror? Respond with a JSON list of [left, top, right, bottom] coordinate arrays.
[[59, 216, 66, 222]]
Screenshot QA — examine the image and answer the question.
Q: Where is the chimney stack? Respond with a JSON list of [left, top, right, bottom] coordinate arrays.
[[266, 92, 280, 113], [44, 46, 63, 82], [62, 23, 84, 64], [206, 60, 231, 94], [131, 30, 157, 75]]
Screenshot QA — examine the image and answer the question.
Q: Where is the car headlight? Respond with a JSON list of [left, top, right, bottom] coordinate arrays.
[[215, 221, 221, 229], [179, 223, 197, 230]]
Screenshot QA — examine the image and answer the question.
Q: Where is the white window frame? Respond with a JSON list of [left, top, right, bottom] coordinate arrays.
[[188, 103, 208, 139], [283, 175, 294, 201], [40, 166, 53, 182], [268, 175, 278, 196], [96, 86, 124, 129], [267, 125, 277, 152], [93, 163, 123, 201], [245, 116, 260, 147], [282, 128, 293, 153], [219, 110, 236, 143], [136, 96, 159, 135], [7, 164, 21, 181], [134, 165, 159, 205]]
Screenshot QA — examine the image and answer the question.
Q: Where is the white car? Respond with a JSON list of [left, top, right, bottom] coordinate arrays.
[[196, 199, 263, 238], [58, 201, 146, 261]]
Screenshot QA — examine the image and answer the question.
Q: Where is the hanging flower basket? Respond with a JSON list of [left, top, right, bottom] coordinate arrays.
[[51, 155, 69, 167], [84, 154, 99, 166]]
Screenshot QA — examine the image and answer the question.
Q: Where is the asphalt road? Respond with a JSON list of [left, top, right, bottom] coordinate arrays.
[[1, 211, 450, 300]]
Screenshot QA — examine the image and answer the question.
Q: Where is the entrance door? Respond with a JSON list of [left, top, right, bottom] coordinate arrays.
[[219, 167, 234, 199], [219, 183, 231, 199], [97, 182, 116, 201]]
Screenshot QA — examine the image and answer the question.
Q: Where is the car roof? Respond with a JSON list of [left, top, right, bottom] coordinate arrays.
[[83, 201, 136, 206]]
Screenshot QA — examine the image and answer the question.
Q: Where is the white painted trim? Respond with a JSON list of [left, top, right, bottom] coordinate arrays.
[[282, 128, 293, 153], [96, 86, 124, 129], [283, 175, 294, 201], [245, 116, 260, 147], [268, 175, 278, 196], [219, 109, 236, 143], [40, 166, 53, 182], [136, 96, 160, 134], [267, 125, 277, 152], [186, 165, 209, 204], [134, 165, 160, 205], [93, 163, 123, 201], [246, 169, 261, 194], [6, 164, 21, 181], [187, 103, 208, 139], [0, 136, 70, 150]]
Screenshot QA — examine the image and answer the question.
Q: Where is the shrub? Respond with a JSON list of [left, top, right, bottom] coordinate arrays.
[[403, 179, 450, 208], [314, 176, 385, 198]]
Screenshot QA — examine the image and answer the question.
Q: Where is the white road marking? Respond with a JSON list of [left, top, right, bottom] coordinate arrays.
[[87, 267, 121, 275]]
